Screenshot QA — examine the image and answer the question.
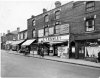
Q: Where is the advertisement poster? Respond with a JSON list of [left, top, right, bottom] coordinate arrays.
[[58, 46, 69, 58]]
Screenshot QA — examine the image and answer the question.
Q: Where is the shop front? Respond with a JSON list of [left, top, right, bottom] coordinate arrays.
[[74, 33, 100, 60], [38, 35, 69, 58], [21, 39, 37, 54], [11, 40, 25, 51], [5, 41, 14, 50]]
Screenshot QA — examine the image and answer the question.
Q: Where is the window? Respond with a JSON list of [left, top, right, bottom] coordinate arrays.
[[17, 34, 19, 40], [55, 10, 60, 20], [32, 20, 35, 26], [21, 33, 23, 39], [49, 27, 54, 35], [55, 25, 60, 34], [32, 30, 36, 37], [44, 27, 49, 36], [86, 1, 95, 12], [55, 21, 61, 25], [24, 32, 27, 39], [85, 18, 95, 31], [44, 15, 49, 22], [38, 29, 44, 37]]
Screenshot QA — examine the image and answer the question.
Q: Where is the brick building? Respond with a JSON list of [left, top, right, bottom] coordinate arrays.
[[11, 29, 27, 51], [1, 33, 6, 49], [27, 1, 73, 57], [70, 1, 100, 59], [5, 27, 20, 50], [27, 1, 100, 59]]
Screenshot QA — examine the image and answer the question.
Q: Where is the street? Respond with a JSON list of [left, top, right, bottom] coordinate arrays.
[[1, 50, 100, 78]]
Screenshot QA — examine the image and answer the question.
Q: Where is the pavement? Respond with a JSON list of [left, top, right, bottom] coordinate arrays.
[[3, 50, 100, 68]]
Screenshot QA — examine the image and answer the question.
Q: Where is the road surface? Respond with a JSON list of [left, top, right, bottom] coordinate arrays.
[[1, 50, 100, 78]]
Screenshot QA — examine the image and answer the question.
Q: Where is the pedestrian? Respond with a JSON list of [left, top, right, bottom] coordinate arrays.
[[98, 51, 100, 62], [41, 48, 44, 57]]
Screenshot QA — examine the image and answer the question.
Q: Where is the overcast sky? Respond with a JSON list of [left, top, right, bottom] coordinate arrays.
[[0, 0, 74, 35]]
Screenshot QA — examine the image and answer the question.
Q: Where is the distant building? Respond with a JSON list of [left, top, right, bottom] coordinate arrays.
[[11, 29, 27, 51], [4, 27, 20, 50]]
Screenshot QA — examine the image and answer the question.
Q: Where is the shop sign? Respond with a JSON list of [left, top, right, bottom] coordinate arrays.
[[38, 35, 69, 42]]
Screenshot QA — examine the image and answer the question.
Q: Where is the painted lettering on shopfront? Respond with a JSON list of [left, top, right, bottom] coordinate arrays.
[[39, 35, 69, 42], [43, 36, 61, 42]]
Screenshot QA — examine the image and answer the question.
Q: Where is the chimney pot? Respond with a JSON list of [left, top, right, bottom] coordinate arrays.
[[43, 8, 47, 13], [7, 30, 10, 33], [17, 27, 20, 32], [55, 1, 61, 8]]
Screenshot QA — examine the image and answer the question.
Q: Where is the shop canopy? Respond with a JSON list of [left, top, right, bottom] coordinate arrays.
[[11, 40, 25, 45], [22, 39, 36, 46]]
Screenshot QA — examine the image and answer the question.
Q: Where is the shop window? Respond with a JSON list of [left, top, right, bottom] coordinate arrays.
[[86, 1, 95, 12], [32, 20, 35, 26], [44, 27, 49, 36], [32, 30, 36, 37], [55, 10, 60, 20], [49, 27, 54, 35], [85, 18, 95, 32], [44, 15, 49, 22]]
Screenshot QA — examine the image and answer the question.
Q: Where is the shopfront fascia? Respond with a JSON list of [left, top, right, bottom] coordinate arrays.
[[38, 35, 70, 58], [74, 33, 100, 59]]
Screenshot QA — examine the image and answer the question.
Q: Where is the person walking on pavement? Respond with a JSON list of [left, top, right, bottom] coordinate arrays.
[[41, 48, 44, 57], [98, 51, 100, 62]]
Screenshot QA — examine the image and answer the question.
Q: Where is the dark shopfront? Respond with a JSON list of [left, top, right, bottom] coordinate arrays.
[[21, 39, 38, 54], [38, 35, 69, 58], [74, 34, 100, 60]]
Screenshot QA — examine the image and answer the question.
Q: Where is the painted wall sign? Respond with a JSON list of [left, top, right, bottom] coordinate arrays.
[[39, 35, 69, 42]]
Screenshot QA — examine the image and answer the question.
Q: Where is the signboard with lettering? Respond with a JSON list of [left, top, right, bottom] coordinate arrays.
[[38, 35, 69, 42]]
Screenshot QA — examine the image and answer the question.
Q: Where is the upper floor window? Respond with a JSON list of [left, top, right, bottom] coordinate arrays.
[[85, 17, 95, 32], [38, 29, 44, 37], [21, 33, 23, 39], [55, 25, 60, 34], [44, 27, 49, 36], [55, 10, 60, 20], [17, 34, 19, 40], [32, 30, 36, 37], [44, 15, 49, 22], [49, 27, 54, 35], [24, 32, 27, 39], [86, 1, 95, 12], [32, 20, 35, 26]]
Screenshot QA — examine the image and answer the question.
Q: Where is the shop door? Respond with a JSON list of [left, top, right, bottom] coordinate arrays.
[[79, 46, 85, 59]]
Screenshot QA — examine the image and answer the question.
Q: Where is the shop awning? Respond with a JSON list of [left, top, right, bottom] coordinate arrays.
[[22, 39, 36, 46], [11, 40, 25, 45]]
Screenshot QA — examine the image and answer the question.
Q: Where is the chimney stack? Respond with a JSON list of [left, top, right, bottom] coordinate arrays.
[[43, 8, 47, 13], [7, 30, 10, 33], [31, 15, 35, 18], [17, 27, 20, 32], [3, 33, 5, 36], [55, 1, 61, 8]]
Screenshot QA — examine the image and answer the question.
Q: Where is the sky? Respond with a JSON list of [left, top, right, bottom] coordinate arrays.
[[0, 0, 75, 35]]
